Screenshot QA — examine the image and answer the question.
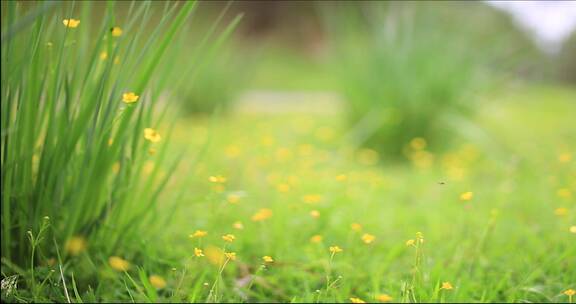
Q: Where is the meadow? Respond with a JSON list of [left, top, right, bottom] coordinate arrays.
[[1, 1, 575, 303]]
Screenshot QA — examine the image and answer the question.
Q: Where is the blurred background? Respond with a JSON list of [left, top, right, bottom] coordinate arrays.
[[173, 0, 575, 160]]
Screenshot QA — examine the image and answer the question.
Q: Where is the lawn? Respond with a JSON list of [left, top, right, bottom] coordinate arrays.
[[40, 85, 571, 303], [1, 1, 575, 303]]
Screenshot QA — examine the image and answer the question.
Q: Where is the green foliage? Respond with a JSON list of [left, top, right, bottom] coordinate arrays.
[[0, 0, 232, 279], [322, 2, 541, 160]]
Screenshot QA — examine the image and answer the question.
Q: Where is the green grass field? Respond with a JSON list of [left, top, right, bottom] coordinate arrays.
[[1, 1, 575, 303], [6, 85, 573, 303]]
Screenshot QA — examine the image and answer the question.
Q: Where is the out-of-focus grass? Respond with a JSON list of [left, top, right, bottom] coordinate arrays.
[[117, 84, 573, 303]]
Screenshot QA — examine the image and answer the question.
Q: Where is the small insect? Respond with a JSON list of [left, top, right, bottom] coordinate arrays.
[[438, 181, 446, 185]]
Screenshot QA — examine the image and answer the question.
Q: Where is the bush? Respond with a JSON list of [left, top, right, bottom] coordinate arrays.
[[321, 2, 539, 160]]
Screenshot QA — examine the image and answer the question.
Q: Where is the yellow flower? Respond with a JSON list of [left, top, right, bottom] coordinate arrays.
[[376, 294, 393, 302], [222, 234, 236, 242], [204, 245, 224, 265], [564, 289, 576, 296], [410, 137, 427, 150], [262, 256, 274, 263], [65, 236, 87, 256], [208, 175, 227, 183], [336, 174, 348, 181], [276, 183, 291, 193], [100, 51, 108, 60], [310, 210, 320, 218], [111, 26, 123, 37], [406, 239, 415, 246], [251, 208, 273, 222], [460, 191, 473, 201], [350, 297, 365, 303], [233, 221, 244, 230], [302, 194, 322, 204], [144, 128, 161, 143], [329, 246, 343, 254], [557, 188, 572, 199], [441, 282, 454, 290], [570, 226, 576, 234], [149, 275, 166, 289], [558, 152, 572, 163], [310, 235, 323, 243], [224, 252, 236, 261], [63, 19, 80, 28], [189, 230, 207, 238], [361, 233, 375, 244], [108, 256, 130, 271], [555, 207, 569, 216], [351, 223, 363, 232], [194, 248, 204, 257], [122, 92, 139, 104], [227, 193, 241, 204]]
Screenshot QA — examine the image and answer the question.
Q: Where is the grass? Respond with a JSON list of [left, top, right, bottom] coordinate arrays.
[[1, 1, 575, 303], [4, 84, 573, 302]]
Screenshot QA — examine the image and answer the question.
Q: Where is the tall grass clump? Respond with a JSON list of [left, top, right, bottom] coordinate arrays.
[[163, 3, 247, 115], [1, 0, 238, 288], [322, 2, 538, 160]]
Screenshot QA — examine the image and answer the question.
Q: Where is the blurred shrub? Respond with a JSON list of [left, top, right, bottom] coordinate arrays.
[[321, 2, 541, 160], [177, 44, 250, 114], [164, 5, 250, 115]]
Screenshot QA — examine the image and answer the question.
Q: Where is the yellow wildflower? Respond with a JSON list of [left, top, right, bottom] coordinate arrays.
[[122, 92, 139, 104], [310, 210, 320, 218], [194, 248, 204, 257], [440, 282, 454, 290], [563, 289, 576, 296], [64, 236, 87, 256], [310, 235, 323, 243], [406, 239, 415, 246], [144, 128, 161, 143], [558, 152, 572, 163], [251, 208, 273, 222], [100, 51, 108, 60], [361, 233, 375, 244], [351, 223, 363, 232], [227, 193, 241, 204], [108, 256, 130, 271], [63, 19, 80, 28], [557, 188, 572, 199], [570, 226, 576, 234], [224, 252, 236, 261], [410, 137, 427, 150], [376, 294, 393, 302], [149, 275, 166, 289], [336, 174, 348, 181], [302, 194, 322, 204], [555, 207, 569, 216], [222, 234, 236, 242], [329, 246, 343, 254], [233, 221, 244, 230], [262, 256, 274, 263], [276, 183, 291, 193], [111, 26, 123, 37], [350, 297, 365, 303], [204, 245, 224, 265], [189, 230, 207, 238], [208, 175, 227, 183], [460, 191, 473, 201]]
